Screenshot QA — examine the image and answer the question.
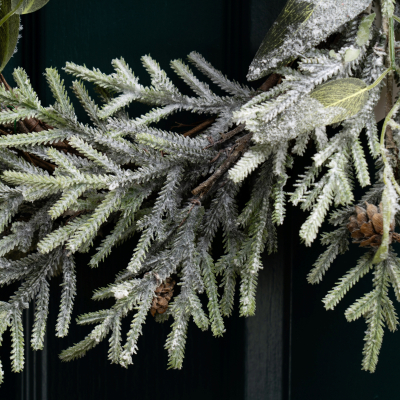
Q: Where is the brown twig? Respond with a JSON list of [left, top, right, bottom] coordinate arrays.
[[204, 123, 246, 149], [191, 132, 253, 198], [171, 121, 199, 129], [257, 58, 300, 93], [0, 74, 12, 91], [258, 73, 281, 92], [3, 129, 57, 171], [177, 199, 202, 228], [65, 211, 85, 225], [24, 118, 40, 132], [23, 117, 48, 132], [190, 69, 284, 198], [183, 117, 216, 137], [19, 151, 56, 173], [17, 120, 29, 134]]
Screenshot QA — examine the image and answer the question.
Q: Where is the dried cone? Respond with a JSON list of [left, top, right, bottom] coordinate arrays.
[[150, 277, 176, 317], [347, 202, 400, 247]]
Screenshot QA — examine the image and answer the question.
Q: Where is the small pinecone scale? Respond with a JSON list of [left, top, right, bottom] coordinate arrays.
[[150, 278, 176, 317], [347, 202, 400, 247]]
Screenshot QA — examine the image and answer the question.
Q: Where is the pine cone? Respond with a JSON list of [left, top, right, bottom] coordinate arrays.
[[347, 202, 400, 247], [150, 278, 176, 317]]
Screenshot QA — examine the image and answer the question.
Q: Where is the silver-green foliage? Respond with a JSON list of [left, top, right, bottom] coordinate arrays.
[[0, 0, 398, 381]]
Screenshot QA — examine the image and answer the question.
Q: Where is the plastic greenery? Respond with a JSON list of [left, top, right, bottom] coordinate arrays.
[[0, 0, 399, 384]]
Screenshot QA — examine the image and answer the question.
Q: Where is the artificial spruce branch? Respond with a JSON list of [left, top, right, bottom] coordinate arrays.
[[0, 0, 400, 383]]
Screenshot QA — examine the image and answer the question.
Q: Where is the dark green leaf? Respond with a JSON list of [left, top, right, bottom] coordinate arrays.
[[0, 0, 20, 72]]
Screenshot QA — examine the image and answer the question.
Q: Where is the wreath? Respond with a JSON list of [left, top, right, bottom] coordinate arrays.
[[0, 0, 398, 383]]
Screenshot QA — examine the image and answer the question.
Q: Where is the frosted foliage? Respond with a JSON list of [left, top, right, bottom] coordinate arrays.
[[248, 0, 372, 80], [0, 0, 398, 382], [313, 127, 328, 151], [249, 96, 345, 146]]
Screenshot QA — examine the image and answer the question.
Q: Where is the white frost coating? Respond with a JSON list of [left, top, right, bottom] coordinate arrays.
[[109, 181, 119, 190], [248, 0, 372, 80], [313, 126, 328, 151], [250, 96, 346, 146], [114, 289, 129, 299]]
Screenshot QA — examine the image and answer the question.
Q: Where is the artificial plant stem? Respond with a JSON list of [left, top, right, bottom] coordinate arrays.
[[366, 68, 391, 90], [379, 97, 400, 194], [389, 17, 396, 70], [372, 95, 400, 264], [372, 10, 400, 264], [0, 0, 24, 28], [381, 11, 398, 168], [379, 14, 400, 193]]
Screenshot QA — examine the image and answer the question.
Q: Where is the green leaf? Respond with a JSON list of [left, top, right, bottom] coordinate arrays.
[[11, 0, 50, 14], [309, 78, 369, 124], [0, 0, 20, 72], [247, 0, 371, 80], [329, 50, 338, 59], [356, 13, 376, 47], [344, 48, 361, 63]]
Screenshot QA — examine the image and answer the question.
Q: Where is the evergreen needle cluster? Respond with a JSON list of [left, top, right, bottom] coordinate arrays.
[[0, 0, 399, 383]]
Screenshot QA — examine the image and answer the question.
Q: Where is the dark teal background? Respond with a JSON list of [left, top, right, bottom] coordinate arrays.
[[1, 1, 400, 399]]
